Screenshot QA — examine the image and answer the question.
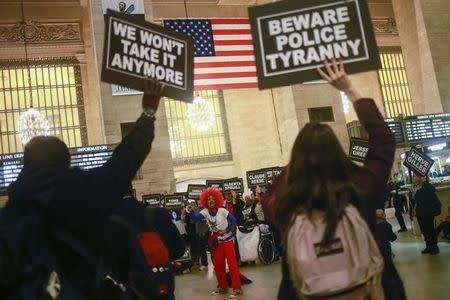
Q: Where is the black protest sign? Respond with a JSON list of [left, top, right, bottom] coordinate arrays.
[[101, 10, 194, 102], [187, 184, 206, 201], [142, 193, 161, 207], [349, 138, 369, 162], [163, 194, 184, 209], [206, 180, 224, 193], [223, 178, 244, 194], [248, 0, 380, 88], [246, 169, 268, 188], [403, 147, 434, 177], [265, 167, 283, 183]]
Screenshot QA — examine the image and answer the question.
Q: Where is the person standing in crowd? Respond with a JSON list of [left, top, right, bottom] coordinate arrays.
[[392, 177, 408, 232], [435, 207, 450, 240], [375, 209, 397, 258], [186, 188, 243, 299], [411, 172, 442, 255], [241, 195, 257, 228], [185, 200, 210, 271], [0, 79, 165, 298], [262, 60, 405, 300]]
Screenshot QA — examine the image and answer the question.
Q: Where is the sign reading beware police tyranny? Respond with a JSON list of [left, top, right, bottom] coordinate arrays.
[[248, 0, 380, 88]]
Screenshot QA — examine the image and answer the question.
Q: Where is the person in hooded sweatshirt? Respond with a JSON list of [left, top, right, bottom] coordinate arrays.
[[1, 78, 164, 298]]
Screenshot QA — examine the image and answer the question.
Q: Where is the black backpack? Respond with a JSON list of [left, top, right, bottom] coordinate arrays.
[[0, 186, 143, 300]]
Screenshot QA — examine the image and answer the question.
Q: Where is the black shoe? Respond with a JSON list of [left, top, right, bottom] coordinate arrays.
[[398, 229, 408, 233], [421, 248, 431, 254], [429, 248, 440, 255]]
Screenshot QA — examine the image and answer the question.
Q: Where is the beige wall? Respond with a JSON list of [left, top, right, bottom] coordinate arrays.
[[90, 0, 177, 198]]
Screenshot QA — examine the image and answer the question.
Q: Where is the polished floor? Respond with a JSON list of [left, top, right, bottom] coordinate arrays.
[[175, 220, 450, 299]]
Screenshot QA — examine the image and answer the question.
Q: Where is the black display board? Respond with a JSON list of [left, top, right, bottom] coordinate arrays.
[[404, 113, 450, 143], [187, 184, 206, 201], [403, 146, 434, 177], [69, 144, 115, 170], [248, 0, 380, 88], [246, 169, 268, 188], [349, 138, 369, 162], [163, 194, 184, 209], [206, 180, 224, 193], [223, 178, 244, 194], [142, 193, 161, 207], [101, 10, 194, 102], [0, 144, 116, 190], [384, 118, 405, 144]]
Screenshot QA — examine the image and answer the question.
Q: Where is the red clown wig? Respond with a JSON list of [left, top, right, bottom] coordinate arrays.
[[199, 187, 224, 209]]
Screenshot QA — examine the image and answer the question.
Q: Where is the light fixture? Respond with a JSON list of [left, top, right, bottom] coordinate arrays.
[[187, 96, 215, 132], [17, 0, 50, 145]]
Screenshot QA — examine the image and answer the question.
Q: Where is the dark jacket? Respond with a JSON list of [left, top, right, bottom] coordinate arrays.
[[2, 115, 156, 295], [414, 182, 442, 217], [263, 99, 405, 300], [375, 220, 397, 256]]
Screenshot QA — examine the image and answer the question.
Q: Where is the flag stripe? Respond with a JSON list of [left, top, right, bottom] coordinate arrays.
[[215, 50, 255, 56], [212, 29, 251, 35], [195, 77, 257, 86], [195, 72, 257, 80], [215, 45, 254, 51], [211, 19, 250, 25], [214, 40, 253, 46], [195, 66, 256, 74], [195, 56, 255, 63], [195, 82, 258, 91], [212, 24, 251, 30], [213, 34, 252, 41], [194, 61, 256, 68]]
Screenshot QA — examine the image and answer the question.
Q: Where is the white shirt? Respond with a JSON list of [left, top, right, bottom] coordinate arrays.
[[200, 208, 233, 242]]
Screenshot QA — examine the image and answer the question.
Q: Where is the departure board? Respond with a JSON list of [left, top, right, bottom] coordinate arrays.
[[384, 119, 405, 144], [70, 144, 115, 170], [404, 113, 450, 142], [0, 152, 24, 189], [0, 144, 116, 189]]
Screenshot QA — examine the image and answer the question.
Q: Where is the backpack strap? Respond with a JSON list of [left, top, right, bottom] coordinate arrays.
[[143, 207, 157, 231]]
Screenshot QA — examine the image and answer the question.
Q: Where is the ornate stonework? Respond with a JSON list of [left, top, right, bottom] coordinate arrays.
[[0, 21, 81, 43], [372, 18, 399, 35]]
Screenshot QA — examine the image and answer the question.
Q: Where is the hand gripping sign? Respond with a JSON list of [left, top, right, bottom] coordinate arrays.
[[102, 10, 194, 102], [248, 0, 380, 88]]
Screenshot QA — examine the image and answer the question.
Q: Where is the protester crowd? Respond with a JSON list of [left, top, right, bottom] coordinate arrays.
[[0, 59, 448, 300]]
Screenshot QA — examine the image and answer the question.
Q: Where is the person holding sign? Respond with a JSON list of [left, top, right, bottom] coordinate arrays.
[[185, 188, 243, 299], [0, 78, 165, 299], [410, 172, 442, 255], [262, 59, 405, 300]]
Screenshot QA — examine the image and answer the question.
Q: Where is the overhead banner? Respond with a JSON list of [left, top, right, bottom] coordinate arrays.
[[101, 10, 194, 102], [403, 146, 434, 177], [349, 138, 369, 162], [206, 180, 224, 193], [246, 169, 268, 188], [223, 178, 244, 194], [248, 0, 380, 88], [187, 184, 206, 201], [163, 194, 184, 209], [142, 194, 161, 207]]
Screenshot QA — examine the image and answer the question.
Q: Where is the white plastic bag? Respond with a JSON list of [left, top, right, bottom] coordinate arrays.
[[236, 226, 260, 262]]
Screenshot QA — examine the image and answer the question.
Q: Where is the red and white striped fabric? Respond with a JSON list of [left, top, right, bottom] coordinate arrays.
[[195, 19, 257, 90], [164, 18, 258, 91]]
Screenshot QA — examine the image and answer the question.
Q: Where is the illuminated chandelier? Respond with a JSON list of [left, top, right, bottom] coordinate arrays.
[[187, 96, 215, 132], [17, 0, 50, 145]]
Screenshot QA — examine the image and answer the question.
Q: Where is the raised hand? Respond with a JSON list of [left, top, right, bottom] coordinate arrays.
[[317, 59, 362, 103], [142, 77, 164, 111]]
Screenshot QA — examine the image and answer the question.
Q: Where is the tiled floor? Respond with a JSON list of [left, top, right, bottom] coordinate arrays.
[[175, 224, 450, 299]]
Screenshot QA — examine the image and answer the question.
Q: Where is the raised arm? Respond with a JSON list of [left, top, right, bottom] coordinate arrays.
[[87, 79, 164, 196], [317, 60, 395, 184]]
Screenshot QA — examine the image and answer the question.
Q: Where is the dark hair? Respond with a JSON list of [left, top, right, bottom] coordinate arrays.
[[275, 123, 364, 246], [22, 136, 70, 176]]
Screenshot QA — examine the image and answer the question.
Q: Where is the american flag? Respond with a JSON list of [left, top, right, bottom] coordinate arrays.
[[163, 19, 257, 91]]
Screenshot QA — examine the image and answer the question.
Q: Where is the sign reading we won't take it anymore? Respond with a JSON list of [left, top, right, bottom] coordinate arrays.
[[101, 10, 194, 102], [249, 0, 380, 88]]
